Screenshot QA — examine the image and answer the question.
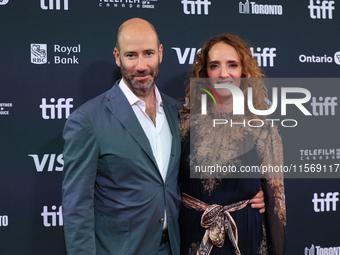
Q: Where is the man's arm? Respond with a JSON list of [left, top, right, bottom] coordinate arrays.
[[62, 110, 99, 255]]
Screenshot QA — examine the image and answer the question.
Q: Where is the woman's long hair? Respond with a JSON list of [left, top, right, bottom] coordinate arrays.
[[184, 34, 269, 120]]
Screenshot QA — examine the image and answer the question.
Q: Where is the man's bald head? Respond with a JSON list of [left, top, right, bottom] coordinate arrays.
[[115, 18, 160, 52]]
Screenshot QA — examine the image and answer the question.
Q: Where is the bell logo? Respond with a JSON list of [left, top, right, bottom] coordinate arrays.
[[40, 0, 69, 10]]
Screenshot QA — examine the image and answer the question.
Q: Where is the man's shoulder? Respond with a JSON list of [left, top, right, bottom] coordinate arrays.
[[160, 92, 183, 110], [68, 84, 119, 121], [74, 90, 109, 115]]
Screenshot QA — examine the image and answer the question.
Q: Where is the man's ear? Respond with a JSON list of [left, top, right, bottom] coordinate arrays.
[[158, 44, 163, 64], [113, 47, 120, 67]]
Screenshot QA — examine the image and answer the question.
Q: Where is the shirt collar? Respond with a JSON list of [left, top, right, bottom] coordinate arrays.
[[118, 79, 163, 109]]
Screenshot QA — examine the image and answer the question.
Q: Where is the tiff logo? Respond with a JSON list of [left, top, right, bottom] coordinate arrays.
[[40, 0, 69, 10], [308, 0, 335, 19], [171, 47, 201, 64], [310, 96, 337, 116], [40, 98, 73, 119], [312, 192, 339, 212], [41, 205, 63, 227], [181, 0, 211, 15], [250, 47, 276, 67]]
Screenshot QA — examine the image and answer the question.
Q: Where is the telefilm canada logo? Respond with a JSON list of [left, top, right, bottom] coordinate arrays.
[[99, 0, 158, 9], [196, 80, 312, 128], [299, 148, 340, 161], [31, 43, 81, 65], [305, 244, 340, 255], [239, 0, 283, 15]]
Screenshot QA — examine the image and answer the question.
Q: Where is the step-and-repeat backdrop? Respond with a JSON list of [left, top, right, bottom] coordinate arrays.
[[0, 1, 339, 254]]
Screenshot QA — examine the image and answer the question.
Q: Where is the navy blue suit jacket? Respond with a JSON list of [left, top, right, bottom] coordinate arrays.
[[62, 81, 182, 255]]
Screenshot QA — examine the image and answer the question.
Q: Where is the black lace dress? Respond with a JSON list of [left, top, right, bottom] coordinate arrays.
[[178, 110, 286, 255]]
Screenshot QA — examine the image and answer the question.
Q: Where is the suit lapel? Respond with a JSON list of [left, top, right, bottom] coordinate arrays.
[[104, 82, 159, 170], [161, 94, 180, 181]]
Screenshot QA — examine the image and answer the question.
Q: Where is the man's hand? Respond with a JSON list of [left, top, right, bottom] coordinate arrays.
[[250, 188, 265, 213]]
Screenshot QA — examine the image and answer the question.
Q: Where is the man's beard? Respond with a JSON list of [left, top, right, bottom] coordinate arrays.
[[120, 61, 160, 92]]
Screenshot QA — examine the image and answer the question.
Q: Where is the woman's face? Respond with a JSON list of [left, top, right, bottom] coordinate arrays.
[[206, 42, 243, 97]]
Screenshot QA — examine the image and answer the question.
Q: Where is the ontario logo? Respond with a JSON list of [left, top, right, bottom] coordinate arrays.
[[31, 44, 47, 64], [194, 78, 315, 128]]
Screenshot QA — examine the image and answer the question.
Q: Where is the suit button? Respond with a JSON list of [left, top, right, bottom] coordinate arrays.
[[159, 218, 165, 223], [164, 184, 167, 189]]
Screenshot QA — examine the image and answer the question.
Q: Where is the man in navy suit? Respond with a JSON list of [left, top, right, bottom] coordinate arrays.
[[62, 18, 181, 255], [62, 18, 265, 255]]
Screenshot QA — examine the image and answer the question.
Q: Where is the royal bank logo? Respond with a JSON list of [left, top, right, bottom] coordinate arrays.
[[181, 0, 211, 15], [31, 43, 81, 65], [239, 0, 283, 15], [0, 0, 9, 5], [308, 0, 335, 19], [99, 0, 158, 9], [31, 44, 47, 64], [40, 0, 69, 10], [305, 244, 340, 255]]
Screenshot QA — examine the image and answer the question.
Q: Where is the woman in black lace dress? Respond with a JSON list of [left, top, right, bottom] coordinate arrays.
[[179, 34, 286, 255]]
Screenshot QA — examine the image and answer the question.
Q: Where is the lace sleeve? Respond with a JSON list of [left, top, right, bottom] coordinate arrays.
[[256, 125, 287, 255], [178, 109, 190, 142]]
